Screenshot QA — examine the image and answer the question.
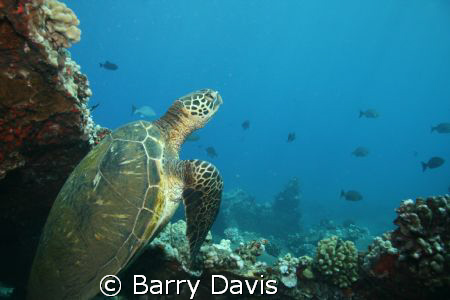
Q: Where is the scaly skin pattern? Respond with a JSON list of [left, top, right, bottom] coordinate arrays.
[[182, 159, 224, 265], [28, 89, 223, 299]]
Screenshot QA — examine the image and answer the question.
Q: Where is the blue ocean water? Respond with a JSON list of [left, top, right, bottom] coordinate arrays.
[[67, 0, 450, 233]]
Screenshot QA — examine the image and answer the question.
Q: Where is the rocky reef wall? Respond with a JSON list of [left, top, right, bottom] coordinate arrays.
[[0, 0, 107, 288]]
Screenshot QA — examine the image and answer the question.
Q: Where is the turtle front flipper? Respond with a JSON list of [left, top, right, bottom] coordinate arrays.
[[181, 159, 223, 266]]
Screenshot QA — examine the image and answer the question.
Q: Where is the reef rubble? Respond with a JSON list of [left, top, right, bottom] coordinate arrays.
[[0, 0, 108, 289]]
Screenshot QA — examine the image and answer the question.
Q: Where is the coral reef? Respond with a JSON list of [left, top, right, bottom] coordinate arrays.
[[217, 177, 302, 238], [224, 227, 244, 244], [16, 193, 441, 299], [314, 235, 359, 288], [362, 233, 398, 278], [276, 253, 300, 288], [42, 0, 81, 48], [121, 219, 349, 299], [287, 219, 370, 257], [359, 195, 450, 299], [391, 196, 449, 287], [0, 0, 106, 290], [202, 239, 245, 270], [271, 177, 302, 234], [235, 239, 268, 264]]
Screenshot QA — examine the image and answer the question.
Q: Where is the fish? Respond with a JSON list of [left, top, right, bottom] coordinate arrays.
[[431, 123, 450, 134], [206, 146, 218, 158], [340, 190, 363, 201], [132, 105, 156, 119], [287, 132, 296, 142], [99, 60, 118, 70], [90, 103, 100, 111], [352, 146, 369, 157], [241, 120, 250, 130], [359, 109, 379, 118], [186, 133, 200, 142], [421, 156, 445, 172]]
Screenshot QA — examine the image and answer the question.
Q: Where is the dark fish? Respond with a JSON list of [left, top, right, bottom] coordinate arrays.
[[341, 190, 363, 201], [241, 120, 250, 130], [359, 109, 379, 118], [431, 123, 450, 134], [287, 132, 296, 142], [90, 103, 100, 111], [352, 146, 369, 157], [421, 156, 445, 172], [99, 60, 118, 70], [186, 133, 200, 142], [206, 146, 218, 158]]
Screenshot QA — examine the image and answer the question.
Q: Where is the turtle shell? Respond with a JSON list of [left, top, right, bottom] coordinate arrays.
[[28, 121, 170, 300]]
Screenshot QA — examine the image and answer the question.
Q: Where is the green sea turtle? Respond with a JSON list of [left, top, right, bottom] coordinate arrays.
[[27, 89, 224, 300]]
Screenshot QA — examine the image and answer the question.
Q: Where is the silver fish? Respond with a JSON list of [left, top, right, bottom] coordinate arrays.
[[132, 105, 156, 119], [359, 109, 379, 118]]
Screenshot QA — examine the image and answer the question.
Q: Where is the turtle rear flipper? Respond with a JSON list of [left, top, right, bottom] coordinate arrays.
[[182, 159, 223, 267]]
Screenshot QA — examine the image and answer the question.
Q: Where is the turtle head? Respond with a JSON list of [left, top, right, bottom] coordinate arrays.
[[156, 89, 222, 151], [178, 89, 223, 129]]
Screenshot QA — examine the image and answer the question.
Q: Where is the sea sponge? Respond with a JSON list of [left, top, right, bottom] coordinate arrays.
[[315, 235, 358, 288], [43, 0, 81, 48]]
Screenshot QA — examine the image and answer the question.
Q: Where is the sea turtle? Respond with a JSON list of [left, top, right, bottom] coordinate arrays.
[[27, 89, 224, 300]]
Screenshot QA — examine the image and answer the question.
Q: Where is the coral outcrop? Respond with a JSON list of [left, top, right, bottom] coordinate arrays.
[[42, 0, 81, 48], [360, 195, 450, 299], [287, 219, 370, 257], [392, 196, 449, 287], [0, 0, 106, 290], [217, 177, 302, 238], [12, 171, 434, 300], [272, 177, 302, 234], [314, 235, 359, 288], [84, 195, 450, 299], [121, 219, 348, 300]]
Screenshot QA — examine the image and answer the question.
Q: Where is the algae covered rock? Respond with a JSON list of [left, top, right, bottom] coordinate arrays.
[[0, 0, 105, 289]]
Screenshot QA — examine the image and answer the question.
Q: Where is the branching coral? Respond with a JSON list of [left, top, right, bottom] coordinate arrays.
[[314, 235, 359, 288]]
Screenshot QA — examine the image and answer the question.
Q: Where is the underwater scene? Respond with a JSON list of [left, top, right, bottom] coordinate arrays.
[[0, 0, 449, 299]]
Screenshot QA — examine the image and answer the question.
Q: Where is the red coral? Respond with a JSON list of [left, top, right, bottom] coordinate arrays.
[[13, 2, 23, 14], [371, 253, 398, 278]]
